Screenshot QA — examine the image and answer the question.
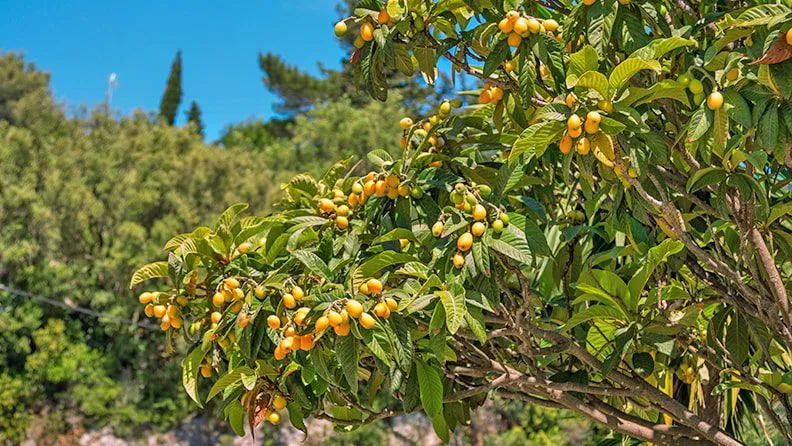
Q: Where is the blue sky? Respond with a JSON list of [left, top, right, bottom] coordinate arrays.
[[0, 1, 346, 141]]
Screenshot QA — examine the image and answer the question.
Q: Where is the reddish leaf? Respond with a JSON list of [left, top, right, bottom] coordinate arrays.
[[751, 33, 792, 65]]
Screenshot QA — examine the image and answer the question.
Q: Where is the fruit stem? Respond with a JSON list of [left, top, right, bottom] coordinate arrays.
[[689, 66, 718, 90]]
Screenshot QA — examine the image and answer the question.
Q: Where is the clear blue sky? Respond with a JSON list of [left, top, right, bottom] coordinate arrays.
[[0, 1, 346, 141]]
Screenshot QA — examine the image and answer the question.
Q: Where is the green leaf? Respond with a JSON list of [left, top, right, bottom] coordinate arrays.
[[602, 327, 634, 374], [430, 413, 450, 443], [393, 42, 414, 76], [632, 352, 655, 377], [416, 360, 443, 417], [215, 203, 249, 232], [182, 345, 209, 407], [686, 167, 728, 192], [712, 108, 729, 157], [627, 240, 684, 310], [723, 90, 751, 127], [287, 402, 307, 434], [629, 36, 696, 60], [490, 225, 533, 264], [687, 107, 713, 142], [608, 58, 661, 96], [587, 1, 617, 56], [523, 218, 551, 257], [510, 120, 565, 159], [465, 310, 487, 344], [373, 228, 417, 244], [367, 149, 394, 167], [355, 251, 418, 280], [207, 366, 255, 401], [734, 4, 791, 27], [483, 39, 509, 77], [414, 45, 437, 84], [726, 311, 749, 365], [757, 104, 778, 150], [598, 116, 627, 135], [336, 335, 358, 394], [566, 45, 600, 87], [435, 284, 466, 334], [292, 250, 333, 281], [632, 80, 691, 107], [130, 261, 170, 288], [591, 270, 631, 309], [224, 400, 245, 436], [564, 305, 627, 332], [574, 71, 610, 99]]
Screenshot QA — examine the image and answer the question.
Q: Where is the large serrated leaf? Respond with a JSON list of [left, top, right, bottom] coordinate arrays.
[[629, 36, 696, 60], [510, 120, 565, 159], [415, 360, 443, 417], [566, 45, 600, 87], [182, 345, 209, 407], [608, 58, 661, 96], [712, 107, 729, 156], [367, 149, 393, 167], [336, 335, 358, 394], [292, 250, 333, 281], [563, 305, 628, 332], [483, 39, 509, 77], [435, 285, 466, 334], [489, 225, 532, 264], [130, 261, 169, 288], [687, 107, 713, 142], [574, 71, 610, 99]]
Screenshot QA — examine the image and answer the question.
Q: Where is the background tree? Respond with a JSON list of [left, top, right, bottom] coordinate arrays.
[[159, 50, 183, 125], [186, 100, 205, 137], [134, 1, 792, 445]]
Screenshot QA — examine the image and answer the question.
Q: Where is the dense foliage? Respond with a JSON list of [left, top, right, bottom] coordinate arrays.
[[0, 53, 286, 442], [134, 0, 792, 445]]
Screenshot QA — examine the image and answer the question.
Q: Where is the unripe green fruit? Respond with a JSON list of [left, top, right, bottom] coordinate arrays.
[[688, 79, 703, 95], [450, 190, 464, 204], [677, 73, 691, 87], [439, 101, 452, 116], [414, 15, 425, 31], [415, 129, 427, 138], [492, 219, 504, 232], [334, 21, 348, 37], [499, 213, 510, 225], [465, 193, 478, 205], [411, 187, 424, 199], [450, 99, 463, 108]]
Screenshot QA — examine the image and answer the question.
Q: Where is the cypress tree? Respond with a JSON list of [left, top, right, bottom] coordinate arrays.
[[159, 50, 182, 125], [185, 100, 204, 137]]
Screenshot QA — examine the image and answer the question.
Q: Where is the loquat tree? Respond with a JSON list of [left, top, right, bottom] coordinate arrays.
[[132, 1, 792, 444]]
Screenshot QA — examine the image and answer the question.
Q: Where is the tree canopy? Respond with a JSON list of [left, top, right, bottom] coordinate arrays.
[[133, 1, 792, 445]]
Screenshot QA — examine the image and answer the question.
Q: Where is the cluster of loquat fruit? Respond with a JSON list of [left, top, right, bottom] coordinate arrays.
[[268, 278, 398, 362], [399, 99, 460, 167], [497, 10, 561, 48], [558, 108, 604, 156], [676, 72, 724, 111], [334, 6, 398, 49], [431, 183, 510, 269], [139, 290, 186, 331]]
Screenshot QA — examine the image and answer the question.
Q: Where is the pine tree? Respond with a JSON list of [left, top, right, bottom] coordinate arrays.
[[185, 100, 204, 137], [159, 50, 183, 125]]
